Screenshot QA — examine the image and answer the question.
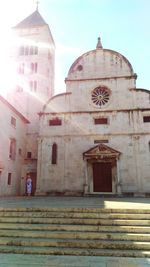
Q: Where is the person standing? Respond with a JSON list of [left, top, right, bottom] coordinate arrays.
[[26, 174, 32, 196]]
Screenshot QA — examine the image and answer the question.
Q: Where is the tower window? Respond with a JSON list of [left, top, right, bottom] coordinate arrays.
[[16, 85, 23, 92], [18, 63, 24, 74], [25, 46, 29, 55], [30, 80, 37, 92], [52, 143, 57, 164], [31, 63, 38, 73], [30, 46, 33, 55], [34, 46, 38, 55], [19, 45, 38, 56], [19, 46, 24, 55]]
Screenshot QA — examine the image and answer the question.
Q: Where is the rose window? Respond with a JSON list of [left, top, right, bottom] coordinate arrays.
[[91, 86, 110, 107]]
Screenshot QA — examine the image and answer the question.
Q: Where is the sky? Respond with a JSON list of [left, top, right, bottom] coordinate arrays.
[[0, 0, 149, 94]]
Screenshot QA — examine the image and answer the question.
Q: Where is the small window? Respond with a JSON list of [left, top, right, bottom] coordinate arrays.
[[9, 139, 16, 160], [143, 116, 150, 123], [18, 148, 22, 155], [30, 46, 33, 55], [34, 46, 38, 55], [27, 152, 32, 159], [49, 118, 62, 126], [94, 140, 108, 144], [25, 46, 29, 55], [19, 46, 24, 55], [34, 81, 37, 91], [94, 118, 108, 124], [30, 80, 37, 92], [18, 63, 24, 74], [8, 173, 12, 185], [30, 63, 38, 73], [16, 86, 23, 92], [35, 63, 37, 73], [11, 116, 16, 127], [52, 143, 57, 164]]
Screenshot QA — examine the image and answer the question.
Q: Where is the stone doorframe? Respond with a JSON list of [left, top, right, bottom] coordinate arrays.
[[83, 144, 121, 195]]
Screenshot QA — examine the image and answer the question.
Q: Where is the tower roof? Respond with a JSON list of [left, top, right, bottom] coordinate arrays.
[[14, 9, 47, 29]]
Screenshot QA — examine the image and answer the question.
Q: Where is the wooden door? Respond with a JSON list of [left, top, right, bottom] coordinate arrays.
[[93, 162, 112, 192]]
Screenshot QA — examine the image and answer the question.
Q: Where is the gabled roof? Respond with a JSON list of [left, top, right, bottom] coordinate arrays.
[[0, 95, 29, 124], [83, 144, 121, 159], [13, 9, 47, 29]]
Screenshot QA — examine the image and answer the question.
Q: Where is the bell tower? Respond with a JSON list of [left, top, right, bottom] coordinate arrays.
[[7, 7, 55, 185], [8, 7, 55, 131]]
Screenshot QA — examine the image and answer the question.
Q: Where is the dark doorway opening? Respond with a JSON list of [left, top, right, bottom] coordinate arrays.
[[93, 162, 112, 192]]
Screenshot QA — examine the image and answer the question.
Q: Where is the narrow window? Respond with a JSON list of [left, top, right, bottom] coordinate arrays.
[[9, 139, 16, 160], [20, 46, 24, 55], [18, 148, 22, 155], [31, 63, 34, 73], [25, 46, 29, 55], [11, 116, 16, 127], [49, 118, 62, 126], [94, 118, 108, 124], [34, 46, 38, 55], [143, 116, 150, 123], [30, 46, 33, 55], [18, 63, 24, 74], [52, 143, 57, 164], [149, 141, 150, 152], [8, 173, 12, 185], [30, 81, 33, 91], [16, 86, 23, 92], [27, 152, 32, 159], [35, 63, 37, 73], [34, 81, 37, 91]]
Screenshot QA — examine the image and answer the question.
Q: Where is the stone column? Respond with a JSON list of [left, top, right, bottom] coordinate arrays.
[[35, 138, 43, 195], [116, 158, 122, 195], [83, 159, 88, 195]]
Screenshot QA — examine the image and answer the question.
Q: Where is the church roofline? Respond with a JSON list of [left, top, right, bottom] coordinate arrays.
[[13, 9, 48, 29], [67, 48, 134, 77], [129, 88, 150, 94]]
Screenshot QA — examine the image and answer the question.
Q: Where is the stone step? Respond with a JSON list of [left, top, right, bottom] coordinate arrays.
[[0, 217, 149, 225], [0, 223, 149, 233], [0, 211, 150, 219], [0, 237, 150, 250], [0, 207, 149, 258], [0, 207, 150, 214], [0, 245, 149, 257], [0, 230, 149, 241]]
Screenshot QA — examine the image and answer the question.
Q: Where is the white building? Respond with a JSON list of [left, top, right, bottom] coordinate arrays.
[[36, 38, 150, 196], [0, 96, 29, 196]]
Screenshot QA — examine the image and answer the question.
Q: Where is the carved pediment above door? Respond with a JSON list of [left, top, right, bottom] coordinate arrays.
[[83, 144, 121, 160]]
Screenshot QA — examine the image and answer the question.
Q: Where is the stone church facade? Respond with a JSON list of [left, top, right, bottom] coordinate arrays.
[[36, 39, 150, 196], [0, 8, 150, 196]]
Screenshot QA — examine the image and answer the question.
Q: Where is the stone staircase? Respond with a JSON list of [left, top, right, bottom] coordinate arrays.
[[0, 207, 149, 257]]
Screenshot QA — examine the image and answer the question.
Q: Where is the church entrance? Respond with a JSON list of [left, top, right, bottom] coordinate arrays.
[[93, 162, 112, 192], [83, 144, 121, 195]]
